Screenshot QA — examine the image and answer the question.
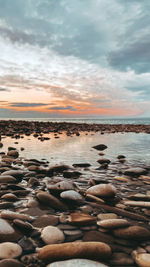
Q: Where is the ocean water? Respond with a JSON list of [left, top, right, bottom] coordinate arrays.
[[1, 131, 150, 168], [1, 117, 150, 125]]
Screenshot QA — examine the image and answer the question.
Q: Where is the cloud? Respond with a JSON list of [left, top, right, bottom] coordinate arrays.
[[10, 102, 49, 107], [48, 105, 76, 111]]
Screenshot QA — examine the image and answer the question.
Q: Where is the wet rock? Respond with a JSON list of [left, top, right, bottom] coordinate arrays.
[[0, 142, 3, 148], [2, 170, 25, 181], [47, 165, 70, 176], [0, 218, 16, 242], [68, 212, 96, 226], [97, 159, 111, 165], [86, 184, 116, 198], [60, 190, 83, 202], [97, 219, 129, 229], [0, 242, 22, 259], [36, 191, 68, 211], [73, 163, 91, 168], [134, 253, 150, 267], [83, 231, 114, 244], [92, 144, 107, 151], [97, 213, 118, 220], [7, 150, 19, 158], [33, 214, 59, 228], [13, 219, 33, 234], [110, 252, 134, 266], [0, 259, 24, 267], [47, 259, 109, 267], [0, 175, 16, 183], [117, 155, 126, 159], [124, 168, 147, 177], [39, 242, 111, 262], [63, 171, 82, 178], [48, 181, 74, 192], [18, 237, 36, 253], [113, 226, 150, 240], [41, 226, 65, 244], [124, 200, 150, 208], [1, 210, 34, 222], [1, 193, 18, 201]]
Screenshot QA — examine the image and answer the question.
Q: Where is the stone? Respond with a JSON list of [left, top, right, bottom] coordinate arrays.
[[97, 213, 118, 220], [124, 168, 147, 177], [41, 226, 65, 244], [124, 201, 150, 208], [97, 159, 111, 165], [39, 242, 111, 262], [47, 165, 70, 176], [2, 170, 24, 181], [0, 175, 16, 183], [113, 226, 150, 240], [0, 242, 22, 259], [0, 259, 24, 267], [36, 191, 68, 211], [134, 253, 150, 267], [83, 231, 114, 244], [60, 190, 83, 202], [86, 184, 116, 198], [97, 219, 130, 229], [73, 163, 91, 168], [48, 181, 74, 192], [110, 252, 134, 266], [47, 259, 109, 267], [0, 218, 15, 242], [33, 215, 59, 228], [68, 212, 96, 226], [1, 210, 34, 222], [1, 193, 18, 201], [7, 150, 19, 158], [63, 171, 82, 178], [92, 144, 107, 151]]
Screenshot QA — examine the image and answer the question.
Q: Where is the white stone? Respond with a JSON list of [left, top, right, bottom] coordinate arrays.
[[47, 259, 109, 267], [41, 226, 65, 244], [60, 190, 83, 201], [0, 242, 22, 259]]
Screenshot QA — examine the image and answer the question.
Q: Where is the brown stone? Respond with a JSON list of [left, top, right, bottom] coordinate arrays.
[[113, 226, 150, 240], [68, 212, 96, 226]]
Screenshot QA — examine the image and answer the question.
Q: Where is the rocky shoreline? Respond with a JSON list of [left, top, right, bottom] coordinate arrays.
[[0, 121, 150, 266]]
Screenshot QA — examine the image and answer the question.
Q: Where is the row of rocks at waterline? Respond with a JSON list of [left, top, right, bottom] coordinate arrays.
[[0, 145, 150, 266], [0, 120, 150, 140]]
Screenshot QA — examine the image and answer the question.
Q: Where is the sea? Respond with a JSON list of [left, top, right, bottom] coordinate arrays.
[[1, 117, 150, 169]]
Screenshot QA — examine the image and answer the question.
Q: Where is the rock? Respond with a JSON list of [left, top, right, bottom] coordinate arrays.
[[1, 210, 34, 222], [68, 212, 96, 226], [73, 163, 91, 168], [39, 242, 111, 262], [0, 242, 22, 259], [1, 193, 18, 201], [41, 226, 65, 244], [92, 144, 107, 151], [117, 155, 126, 159], [7, 150, 19, 158], [110, 252, 134, 266], [97, 213, 118, 220], [0, 259, 24, 267], [83, 231, 114, 244], [63, 171, 82, 178], [47, 165, 70, 176], [0, 218, 15, 242], [0, 142, 3, 148], [47, 259, 109, 267], [33, 215, 59, 228], [18, 237, 35, 253], [97, 219, 130, 229], [86, 184, 116, 198], [36, 192, 68, 211], [135, 253, 150, 267], [97, 159, 111, 165], [13, 219, 33, 234], [113, 226, 150, 240], [124, 201, 150, 208], [60, 190, 83, 202], [124, 168, 147, 177], [48, 181, 74, 192], [2, 170, 24, 181], [0, 175, 16, 183]]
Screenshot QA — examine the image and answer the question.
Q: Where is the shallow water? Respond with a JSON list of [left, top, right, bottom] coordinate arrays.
[[1, 132, 150, 168]]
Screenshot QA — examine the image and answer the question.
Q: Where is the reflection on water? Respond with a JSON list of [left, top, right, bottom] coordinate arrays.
[[1, 132, 150, 167]]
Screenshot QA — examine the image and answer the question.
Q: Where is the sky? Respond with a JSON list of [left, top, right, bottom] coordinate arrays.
[[0, 0, 150, 118]]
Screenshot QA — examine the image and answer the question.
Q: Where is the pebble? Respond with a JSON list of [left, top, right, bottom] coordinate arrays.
[[0, 259, 24, 267], [135, 253, 150, 267], [0, 218, 15, 240], [113, 226, 150, 240], [60, 190, 83, 202], [33, 214, 59, 228], [41, 226, 65, 244], [1, 210, 34, 222], [124, 168, 147, 177], [0, 175, 16, 183], [48, 181, 74, 192], [36, 191, 68, 211], [68, 212, 96, 226], [39, 241, 111, 262], [0, 242, 22, 259], [86, 184, 116, 198], [97, 213, 118, 220], [47, 259, 109, 267], [92, 144, 107, 151], [97, 219, 130, 229]]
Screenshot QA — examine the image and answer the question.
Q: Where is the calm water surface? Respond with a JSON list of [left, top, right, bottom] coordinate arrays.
[[1, 132, 150, 168]]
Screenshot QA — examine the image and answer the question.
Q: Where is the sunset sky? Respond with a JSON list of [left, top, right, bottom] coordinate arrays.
[[0, 0, 150, 118]]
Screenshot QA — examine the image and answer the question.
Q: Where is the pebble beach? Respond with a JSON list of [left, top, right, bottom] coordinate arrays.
[[0, 120, 150, 267]]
